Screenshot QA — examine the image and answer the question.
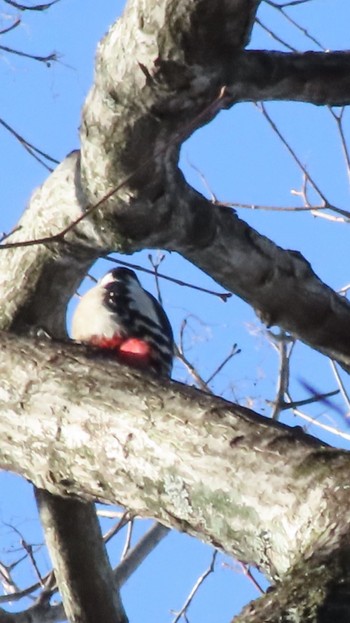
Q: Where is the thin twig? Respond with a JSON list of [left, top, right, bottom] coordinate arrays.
[[21, 540, 44, 587], [265, 0, 315, 7], [0, 18, 21, 35], [223, 201, 328, 213], [171, 550, 217, 623], [266, 0, 324, 49], [0, 118, 59, 170], [328, 107, 350, 185], [106, 256, 232, 301], [0, 561, 20, 596], [0, 44, 57, 65], [103, 511, 132, 546], [329, 360, 350, 414], [148, 253, 166, 305], [269, 330, 295, 420], [257, 103, 350, 219], [3, 0, 60, 11], [237, 561, 265, 595], [270, 389, 340, 412], [298, 380, 343, 416], [185, 157, 218, 202], [176, 316, 212, 391], [120, 519, 134, 560], [175, 342, 210, 392], [0, 572, 54, 604], [205, 344, 241, 385], [293, 408, 350, 441], [255, 17, 296, 52]]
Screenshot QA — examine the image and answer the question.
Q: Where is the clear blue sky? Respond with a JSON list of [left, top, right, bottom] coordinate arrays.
[[1, 1, 350, 621]]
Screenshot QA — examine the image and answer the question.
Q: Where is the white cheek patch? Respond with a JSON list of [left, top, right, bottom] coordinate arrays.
[[71, 287, 126, 341]]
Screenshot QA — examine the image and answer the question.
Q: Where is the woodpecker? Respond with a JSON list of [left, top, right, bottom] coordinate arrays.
[[71, 267, 174, 377]]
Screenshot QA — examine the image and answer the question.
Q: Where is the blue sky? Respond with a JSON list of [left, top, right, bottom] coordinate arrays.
[[1, 1, 350, 621]]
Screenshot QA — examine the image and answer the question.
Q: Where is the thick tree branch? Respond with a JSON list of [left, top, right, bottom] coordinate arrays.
[[173, 193, 350, 371], [0, 152, 95, 337], [1, 333, 350, 579], [1, 333, 350, 620], [233, 539, 350, 623], [35, 491, 128, 623], [229, 50, 350, 106]]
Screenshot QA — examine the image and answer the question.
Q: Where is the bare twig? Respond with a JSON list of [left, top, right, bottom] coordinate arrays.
[[120, 519, 134, 560], [0, 43, 58, 65], [328, 107, 350, 184], [33, 571, 57, 606], [238, 561, 265, 595], [0, 118, 59, 170], [0, 561, 20, 596], [265, 0, 315, 8], [148, 253, 166, 305], [171, 550, 217, 623], [20, 540, 44, 587], [255, 17, 297, 52], [185, 157, 218, 202], [3, 0, 60, 11], [268, 330, 295, 420], [0, 573, 51, 604], [273, 389, 340, 412], [106, 256, 232, 301], [293, 408, 350, 441], [297, 381, 343, 416], [103, 510, 132, 546], [0, 226, 22, 243], [329, 360, 350, 415], [256, 103, 350, 219], [205, 343, 241, 385], [338, 283, 350, 296], [0, 17, 21, 35], [176, 318, 211, 391], [223, 201, 328, 213], [265, 0, 324, 50], [175, 343, 210, 392]]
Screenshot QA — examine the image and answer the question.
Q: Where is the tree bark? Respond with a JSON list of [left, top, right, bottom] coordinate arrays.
[[229, 50, 350, 105], [35, 491, 127, 623], [1, 332, 350, 621], [1, 333, 350, 574], [233, 538, 350, 623]]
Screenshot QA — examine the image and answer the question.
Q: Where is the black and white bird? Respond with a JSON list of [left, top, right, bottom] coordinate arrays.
[[71, 267, 174, 377]]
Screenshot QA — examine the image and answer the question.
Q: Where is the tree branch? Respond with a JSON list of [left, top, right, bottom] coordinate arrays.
[[35, 491, 128, 623], [233, 539, 350, 623], [1, 332, 350, 619], [230, 50, 350, 106], [1, 332, 350, 576]]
